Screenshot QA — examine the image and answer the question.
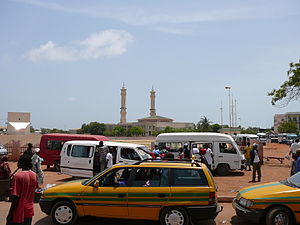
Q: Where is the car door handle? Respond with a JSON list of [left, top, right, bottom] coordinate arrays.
[[218, 156, 223, 158], [118, 193, 126, 198], [158, 193, 166, 198], [89, 159, 91, 164], [119, 161, 123, 162]]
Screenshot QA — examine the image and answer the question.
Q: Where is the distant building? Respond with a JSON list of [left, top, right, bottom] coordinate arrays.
[[6, 112, 31, 135], [274, 112, 300, 133], [109, 85, 194, 136]]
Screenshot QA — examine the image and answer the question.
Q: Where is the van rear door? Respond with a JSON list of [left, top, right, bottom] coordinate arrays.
[[68, 144, 94, 178]]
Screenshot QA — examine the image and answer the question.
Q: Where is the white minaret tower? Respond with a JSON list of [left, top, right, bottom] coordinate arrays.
[[150, 86, 156, 117], [120, 83, 127, 124]]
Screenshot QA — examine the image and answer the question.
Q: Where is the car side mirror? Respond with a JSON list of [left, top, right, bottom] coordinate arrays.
[[94, 180, 100, 188]]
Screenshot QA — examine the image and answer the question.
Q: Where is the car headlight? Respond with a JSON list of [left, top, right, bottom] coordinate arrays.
[[239, 197, 253, 207]]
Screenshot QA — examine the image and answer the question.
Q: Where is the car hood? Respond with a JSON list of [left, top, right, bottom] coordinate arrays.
[[237, 181, 299, 201], [43, 179, 87, 197]]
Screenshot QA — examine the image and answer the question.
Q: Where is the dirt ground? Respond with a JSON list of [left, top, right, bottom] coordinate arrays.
[[6, 143, 292, 198]]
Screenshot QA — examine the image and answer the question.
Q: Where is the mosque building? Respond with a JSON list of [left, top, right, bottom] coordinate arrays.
[[107, 84, 194, 136]]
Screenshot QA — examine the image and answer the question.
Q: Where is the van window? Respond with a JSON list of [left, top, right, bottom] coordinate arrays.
[[47, 140, 63, 150], [132, 168, 169, 187], [219, 143, 236, 154], [120, 148, 141, 160], [158, 142, 183, 152], [66, 144, 72, 156], [171, 169, 208, 186], [71, 145, 93, 158]]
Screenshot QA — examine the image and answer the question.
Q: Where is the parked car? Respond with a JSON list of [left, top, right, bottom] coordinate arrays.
[[40, 160, 222, 225], [233, 172, 300, 225], [0, 144, 7, 156]]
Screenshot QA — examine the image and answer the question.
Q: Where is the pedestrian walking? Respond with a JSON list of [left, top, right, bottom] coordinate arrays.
[[244, 142, 252, 171], [31, 148, 44, 185], [250, 143, 262, 182], [6, 154, 38, 225], [98, 141, 109, 172]]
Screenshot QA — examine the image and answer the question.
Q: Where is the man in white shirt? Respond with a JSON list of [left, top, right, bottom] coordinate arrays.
[[204, 144, 214, 170], [250, 143, 261, 182], [290, 139, 300, 156], [106, 149, 113, 169]]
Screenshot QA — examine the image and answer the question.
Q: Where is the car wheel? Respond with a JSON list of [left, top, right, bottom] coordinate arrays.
[[160, 207, 189, 225], [266, 206, 294, 225], [54, 160, 60, 172], [216, 164, 230, 176], [51, 201, 77, 225]]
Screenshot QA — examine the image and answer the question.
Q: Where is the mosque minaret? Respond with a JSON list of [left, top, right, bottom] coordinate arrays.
[[150, 86, 156, 117], [120, 83, 127, 124]]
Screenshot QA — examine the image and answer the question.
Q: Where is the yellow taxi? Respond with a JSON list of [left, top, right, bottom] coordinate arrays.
[[233, 172, 300, 225], [40, 160, 222, 225]]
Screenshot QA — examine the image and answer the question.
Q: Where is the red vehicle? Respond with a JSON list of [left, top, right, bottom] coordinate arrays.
[[39, 133, 109, 171]]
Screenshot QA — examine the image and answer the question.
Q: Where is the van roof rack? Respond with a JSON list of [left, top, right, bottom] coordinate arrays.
[[132, 158, 202, 167]]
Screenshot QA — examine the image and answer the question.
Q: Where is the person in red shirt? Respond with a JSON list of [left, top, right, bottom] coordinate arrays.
[[6, 154, 38, 225]]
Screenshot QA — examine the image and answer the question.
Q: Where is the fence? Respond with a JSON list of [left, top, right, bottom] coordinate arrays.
[[4, 143, 39, 161]]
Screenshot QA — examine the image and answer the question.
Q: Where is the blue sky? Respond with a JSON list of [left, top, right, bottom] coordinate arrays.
[[0, 0, 299, 130]]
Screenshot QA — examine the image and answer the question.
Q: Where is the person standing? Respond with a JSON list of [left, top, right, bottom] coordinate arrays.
[[244, 142, 252, 171], [250, 143, 262, 182], [98, 141, 109, 172], [106, 149, 113, 169], [31, 148, 44, 185], [290, 139, 300, 157], [6, 154, 38, 225], [204, 144, 214, 170], [0, 155, 12, 201], [183, 143, 190, 159], [23, 143, 34, 158]]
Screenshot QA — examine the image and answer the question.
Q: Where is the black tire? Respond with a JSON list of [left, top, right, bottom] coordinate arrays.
[[160, 207, 189, 225], [266, 206, 294, 225], [216, 164, 230, 176], [51, 201, 77, 225], [54, 160, 60, 172]]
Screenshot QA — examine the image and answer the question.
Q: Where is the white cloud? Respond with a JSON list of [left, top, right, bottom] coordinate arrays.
[[25, 30, 133, 62]]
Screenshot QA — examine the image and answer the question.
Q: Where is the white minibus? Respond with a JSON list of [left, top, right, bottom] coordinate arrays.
[[155, 132, 245, 176]]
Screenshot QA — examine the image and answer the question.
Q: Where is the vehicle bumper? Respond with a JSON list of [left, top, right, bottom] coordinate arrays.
[[39, 199, 52, 215], [187, 203, 223, 221], [232, 199, 264, 223]]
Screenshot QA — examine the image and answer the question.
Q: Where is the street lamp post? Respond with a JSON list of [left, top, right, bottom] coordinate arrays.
[[225, 86, 231, 128]]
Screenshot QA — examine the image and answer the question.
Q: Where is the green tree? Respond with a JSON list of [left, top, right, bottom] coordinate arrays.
[[77, 122, 106, 135], [278, 119, 299, 133], [268, 60, 300, 106], [211, 124, 221, 132], [196, 116, 212, 132], [129, 126, 143, 136], [241, 127, 259, 134], [112, 126, 127, 136]]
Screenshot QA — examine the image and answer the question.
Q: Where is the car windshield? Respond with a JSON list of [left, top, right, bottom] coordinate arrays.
[[283, 173, 300, 188], [137, 147, 151, 160]]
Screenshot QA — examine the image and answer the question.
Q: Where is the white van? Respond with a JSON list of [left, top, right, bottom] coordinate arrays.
[[60, 140, 151, 178], [234, 134, 259, 150], [155, 132, 245, 176]]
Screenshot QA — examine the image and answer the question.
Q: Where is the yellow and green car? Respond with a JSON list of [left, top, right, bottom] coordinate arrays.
[[40, 161, 222, 225], [233, 173, 300, 225]]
